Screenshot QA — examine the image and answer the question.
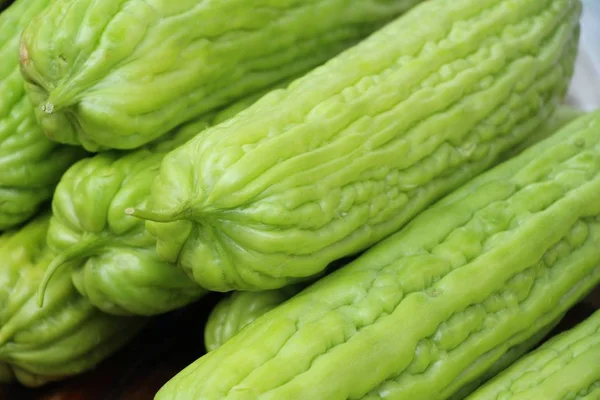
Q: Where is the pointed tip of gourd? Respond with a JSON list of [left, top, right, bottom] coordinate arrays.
[[125, 207, 178, 223], [36, 237, 101, 308]]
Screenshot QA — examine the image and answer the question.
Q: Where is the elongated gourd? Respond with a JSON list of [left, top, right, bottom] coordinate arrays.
[[133, 0, 581, 292], [205, 286, 304, 352], [0, 0, 85, 231], [155, 110, 600, 400], [467, 309, 600, 399], [19, 0, 427, 151], [0, 213, 147, 387], [36, 85, 285, 316]]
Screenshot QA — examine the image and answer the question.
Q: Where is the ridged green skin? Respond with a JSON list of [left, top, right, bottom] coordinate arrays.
[[467, 309, 600, 400], [42, 87, 281, 316], [19, 0, 426, 151], [501, 105, 584, 160], [155, 111, 600, 400], [448, 318, 563, 400], [205, 286, 304, 352], [0, 0, 85, 231], [140, 0, 580, 292], [0, 213, 147, 387]]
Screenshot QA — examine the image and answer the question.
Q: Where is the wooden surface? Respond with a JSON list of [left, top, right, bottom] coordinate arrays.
[[0, 292, 597, 400]]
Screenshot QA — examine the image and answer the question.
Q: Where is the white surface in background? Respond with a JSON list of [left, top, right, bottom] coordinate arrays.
[[566, 0, 600, 110]]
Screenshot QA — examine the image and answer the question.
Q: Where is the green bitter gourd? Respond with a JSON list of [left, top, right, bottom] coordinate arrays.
[[0, 0, 85, 231], [133, 0, 581, 292], [19, 0, 427, 151], [0, 212, 147, 387], [155, 109, 600, 400], [466, 308, 600, 400]]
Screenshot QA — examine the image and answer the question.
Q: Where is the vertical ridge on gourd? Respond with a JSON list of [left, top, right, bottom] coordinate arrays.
[[37, 86, 284, 316], [467, 309, 600, 399], [154, 110, 600, 400], [0, 213, 148, 387], [18, 0, 427, 151], [0, 0, 86, 231], [135, 0, 581, 292]]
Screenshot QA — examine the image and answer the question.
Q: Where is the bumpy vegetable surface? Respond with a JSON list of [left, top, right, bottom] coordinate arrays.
[[155, 110, 600, 400], [0, 0, 85, 231], [448, 318, 563, 400], [468, 308, 600, 399], [0, 213, 147, 387], [38, 86, 282, 316], [205, 286, 304, 352], [501, 106, 583, 160], [136, 0, 580, 292], [19, 0, 426, 151]]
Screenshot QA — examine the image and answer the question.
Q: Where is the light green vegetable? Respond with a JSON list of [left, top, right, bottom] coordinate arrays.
[[466, 309, 600, 399], [0, 213, 147, 387], [205, 286, 304, 352], [37, 83, 289, 316], [133, 0, 580, 292], [155, 109, 600, 400], [19, 0, 426, 151], [0, 0, 85, 230]]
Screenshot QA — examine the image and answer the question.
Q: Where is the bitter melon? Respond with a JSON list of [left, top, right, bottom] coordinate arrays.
[[134, 0, 581, 292], [0, 212, 147, 387], [155, 110, 600, 400], [467, 309, 600, 400], [19, 0, 426, 151], [0, 0, 85, 230], [205, 286, 304, 352], [36, 85, 285, 316]]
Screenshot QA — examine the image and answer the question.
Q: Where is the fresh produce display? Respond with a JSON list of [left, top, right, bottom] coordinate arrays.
[[18, 0, 426, 151], [155, 110, 600, 399], [0, 213, 147, 387], [467, 309, 600, 399], [0, 0, 85, 230], [205, 285, 304, 352], [132, 0, 581, 293], [0, 0, 596, 396]]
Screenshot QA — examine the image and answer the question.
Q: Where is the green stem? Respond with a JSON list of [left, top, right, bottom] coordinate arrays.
[[124, 207, 180, 223], [36, 237, 103, 308]]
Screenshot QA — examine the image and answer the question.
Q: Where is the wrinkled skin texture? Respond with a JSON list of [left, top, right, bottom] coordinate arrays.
[[41, 87, 282, 316], [0, 0, 86, 230], [139, 0, 580, 292], [0, 213, 147, 387], [155, 111, 600, 400], [205, 285, 304, 352], [44, 129, 207, 316], [467, 309, 600, 399], [19, 0, 426, 151]]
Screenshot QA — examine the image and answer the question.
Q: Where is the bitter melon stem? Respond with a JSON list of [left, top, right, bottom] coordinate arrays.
[[124, 207, 183, 223], [36, 236, 105, 308]]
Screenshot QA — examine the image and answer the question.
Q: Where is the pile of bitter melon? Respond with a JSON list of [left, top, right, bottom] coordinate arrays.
[[0, 0, 598, 398]]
